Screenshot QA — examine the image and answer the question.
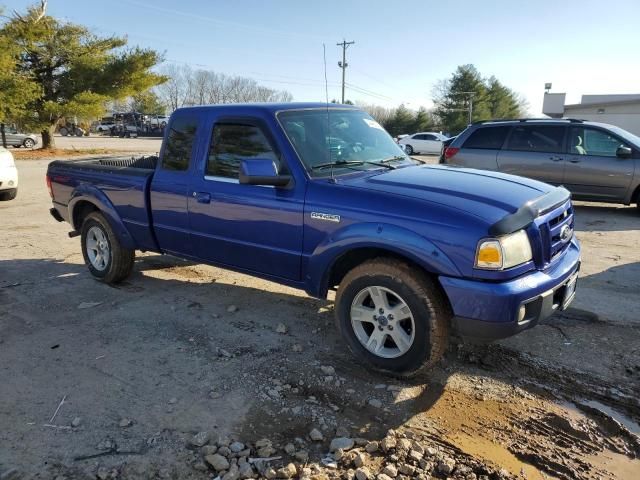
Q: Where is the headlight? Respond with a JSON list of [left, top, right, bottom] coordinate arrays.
[[475, 230, 532, 270]]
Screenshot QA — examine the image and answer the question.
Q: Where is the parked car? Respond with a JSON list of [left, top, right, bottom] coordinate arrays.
[[148, 115, 169, 128], [399, 132, 448, 155], [1, 127, 38, 148], [0, 147, 18, 200], [93, 122, 116, 133], [442, 118, 640, 210], [46, 103, 580, 377], [439, 136, 456, 163]]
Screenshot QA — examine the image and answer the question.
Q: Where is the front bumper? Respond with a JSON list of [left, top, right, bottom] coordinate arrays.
[[0, 166, 18, 191], [440, 238, 581, 340]]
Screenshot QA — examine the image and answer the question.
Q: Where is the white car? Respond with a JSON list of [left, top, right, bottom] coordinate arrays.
[[94, 122, 115, 133], [0, 147, 18, 200], [399, 132, 448, 155], [149, 115, 169, 127]]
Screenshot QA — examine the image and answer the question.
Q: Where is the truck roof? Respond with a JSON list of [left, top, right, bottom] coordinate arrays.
[[173, 102, 360, 115]]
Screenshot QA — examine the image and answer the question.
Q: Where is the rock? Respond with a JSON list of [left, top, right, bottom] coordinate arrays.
[[218, 435, 231, 447], [190, 431, 210, 447], [205, 453, 230, 471], [398, 464, 415, 476], [425, 447, 437, 456], [437, 458, 456, 475], [97, 439, 115, 451], [238, 463, 255, 479], [193, 462, 208, 472], [238, 448, 251, 458], [275, 323, 288, 334], [368, 398, 382, 408], [380, 436, 397, 452], [408, 450, 423, 462], [284, 443, 296, 455], [168, 397, 178, 404], [333, 448, 344, 461], [396, 438, 411, 451], [264, 467, 277, 479], [96, 467, 109, 480], [202, 445, 218, 456], [294, 450, 309, 463], [364, 441, 378, 453], [223, 464, 240, 480], [377, 474, 393, 480], [320, 365, 335, 375], [353, 453, 367, 468], [321, 457, 338, 469], [330, 437, 354, 452], [354, 437, 368, 446], [336, 426, 350, 437], [71, 416, 82, 428], [292, 344, 303, 352], [276, 463, 297, 479], [119, 418, 132, 428], [255, 438, 272, 448], [382, 465, 398, 478], [218, 446, 232, 457], [227, 305, 238, 313], [309, 428, 324, 441], [355, 468, 371, 480], [230, 441, 245, 453], [410, 441, 424, 454], [257, 446, 276, 457], [78, 301, 102, 309]]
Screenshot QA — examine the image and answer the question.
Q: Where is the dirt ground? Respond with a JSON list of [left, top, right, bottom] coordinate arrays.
[[0, 157, 638, 480]]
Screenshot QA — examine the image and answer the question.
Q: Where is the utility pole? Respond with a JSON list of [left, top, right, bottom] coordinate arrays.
[[337, 39, 355, 104]]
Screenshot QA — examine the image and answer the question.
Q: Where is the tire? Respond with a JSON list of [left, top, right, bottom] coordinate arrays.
[[80, 212, 135, 284], [59, 127, 68, 136], [335, 258, 450, 377], [404, 145, 414, 155], [23, 138, 35, 148]]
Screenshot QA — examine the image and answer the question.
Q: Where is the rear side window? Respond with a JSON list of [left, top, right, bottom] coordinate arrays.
[[506, 125, 566, 153], [463, 127, 510, 149], [162, 115, 198, 171], [207, 123, 281, 178]]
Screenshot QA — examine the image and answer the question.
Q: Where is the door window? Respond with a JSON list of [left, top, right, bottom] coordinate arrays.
[[161, 116, 198, 171], [506, 125, 565, 153], [207, 123, 282, 178], [412, 134, 427, 140], [423, 134, 438, 141], [569, 127, 629, 157]]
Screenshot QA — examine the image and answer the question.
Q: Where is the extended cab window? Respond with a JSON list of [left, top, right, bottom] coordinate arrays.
[[506, 125, 565, 153], [207, 123, 281, 178], [162, 116, 198, 171], [463, 126, 509, 149]]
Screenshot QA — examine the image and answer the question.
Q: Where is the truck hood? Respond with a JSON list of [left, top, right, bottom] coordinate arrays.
[[340, 164, 553, 225]]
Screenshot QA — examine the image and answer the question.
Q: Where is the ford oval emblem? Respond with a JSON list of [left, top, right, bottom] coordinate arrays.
[[560, 225, 573, 242]]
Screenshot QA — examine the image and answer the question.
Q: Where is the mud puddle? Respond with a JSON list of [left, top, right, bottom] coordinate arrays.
[[410, 373, 640, 480]]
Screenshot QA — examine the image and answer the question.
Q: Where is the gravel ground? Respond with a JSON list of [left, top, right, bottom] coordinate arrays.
[[0, 157, 638, 480]]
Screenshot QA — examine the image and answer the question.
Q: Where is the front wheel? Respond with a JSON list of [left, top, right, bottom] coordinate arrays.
[[335, 258, 450, 377], [404, 145, 414, 155], [81, 212, 135, 284], [23, 138, 35, 148], [0, 189, 17, 201]]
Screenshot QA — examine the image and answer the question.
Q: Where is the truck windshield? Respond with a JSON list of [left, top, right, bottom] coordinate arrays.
[[278, 108, 414, 177]]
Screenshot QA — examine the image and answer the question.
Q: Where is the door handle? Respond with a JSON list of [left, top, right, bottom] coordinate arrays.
[[568, 158, 581, 163], [549, 156, 564, 162], [193, 192, 211, 204]]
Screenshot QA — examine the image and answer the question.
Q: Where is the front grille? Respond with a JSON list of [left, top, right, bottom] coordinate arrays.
[[535, 201, 574, 267]]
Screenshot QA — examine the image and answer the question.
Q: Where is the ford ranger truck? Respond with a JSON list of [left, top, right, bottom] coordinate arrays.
[[47, 103, 581, 377]]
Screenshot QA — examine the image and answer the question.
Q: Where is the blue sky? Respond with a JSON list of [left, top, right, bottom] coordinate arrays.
[[4, 0, 640, 113]]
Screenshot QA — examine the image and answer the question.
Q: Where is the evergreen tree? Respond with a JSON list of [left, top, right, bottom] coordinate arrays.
[[0, 2, 166, 147], [412, 107, 433, 133]]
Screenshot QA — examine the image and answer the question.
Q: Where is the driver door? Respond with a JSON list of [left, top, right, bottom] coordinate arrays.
[[188, 118, 305, 281]]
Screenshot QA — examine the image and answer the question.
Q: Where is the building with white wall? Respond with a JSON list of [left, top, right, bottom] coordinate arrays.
[[542, 93, 640, 136]]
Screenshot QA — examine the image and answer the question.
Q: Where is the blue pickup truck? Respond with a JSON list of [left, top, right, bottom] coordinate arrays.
[[47, 103, 581, 376]]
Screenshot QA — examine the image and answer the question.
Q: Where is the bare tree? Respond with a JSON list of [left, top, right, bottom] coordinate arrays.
[[156, 65, 293, 109]]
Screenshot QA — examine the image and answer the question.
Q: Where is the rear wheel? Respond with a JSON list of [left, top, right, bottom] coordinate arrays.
[[80, 212, 135, 283], [23, 138, 35, 148], [404, 145, 414, 155], [335, 258, 450, 377], [0, 189, 17, 201]]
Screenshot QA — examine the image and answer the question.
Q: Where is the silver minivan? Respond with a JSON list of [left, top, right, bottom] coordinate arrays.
[[442, 119, 640, 210]]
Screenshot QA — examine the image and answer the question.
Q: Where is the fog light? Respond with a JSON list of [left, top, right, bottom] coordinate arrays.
[[8, 180, 14, 186], [517, 305, 526, 323]]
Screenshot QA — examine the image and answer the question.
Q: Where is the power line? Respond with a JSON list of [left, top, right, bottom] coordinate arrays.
[[337, 40, 355, 104]]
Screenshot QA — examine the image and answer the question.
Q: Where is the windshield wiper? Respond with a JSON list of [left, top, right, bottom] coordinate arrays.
[[311, 160, 396, 171]]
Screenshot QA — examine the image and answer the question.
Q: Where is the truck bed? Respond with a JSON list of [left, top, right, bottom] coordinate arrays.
[[48, 155, 160, 252]]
